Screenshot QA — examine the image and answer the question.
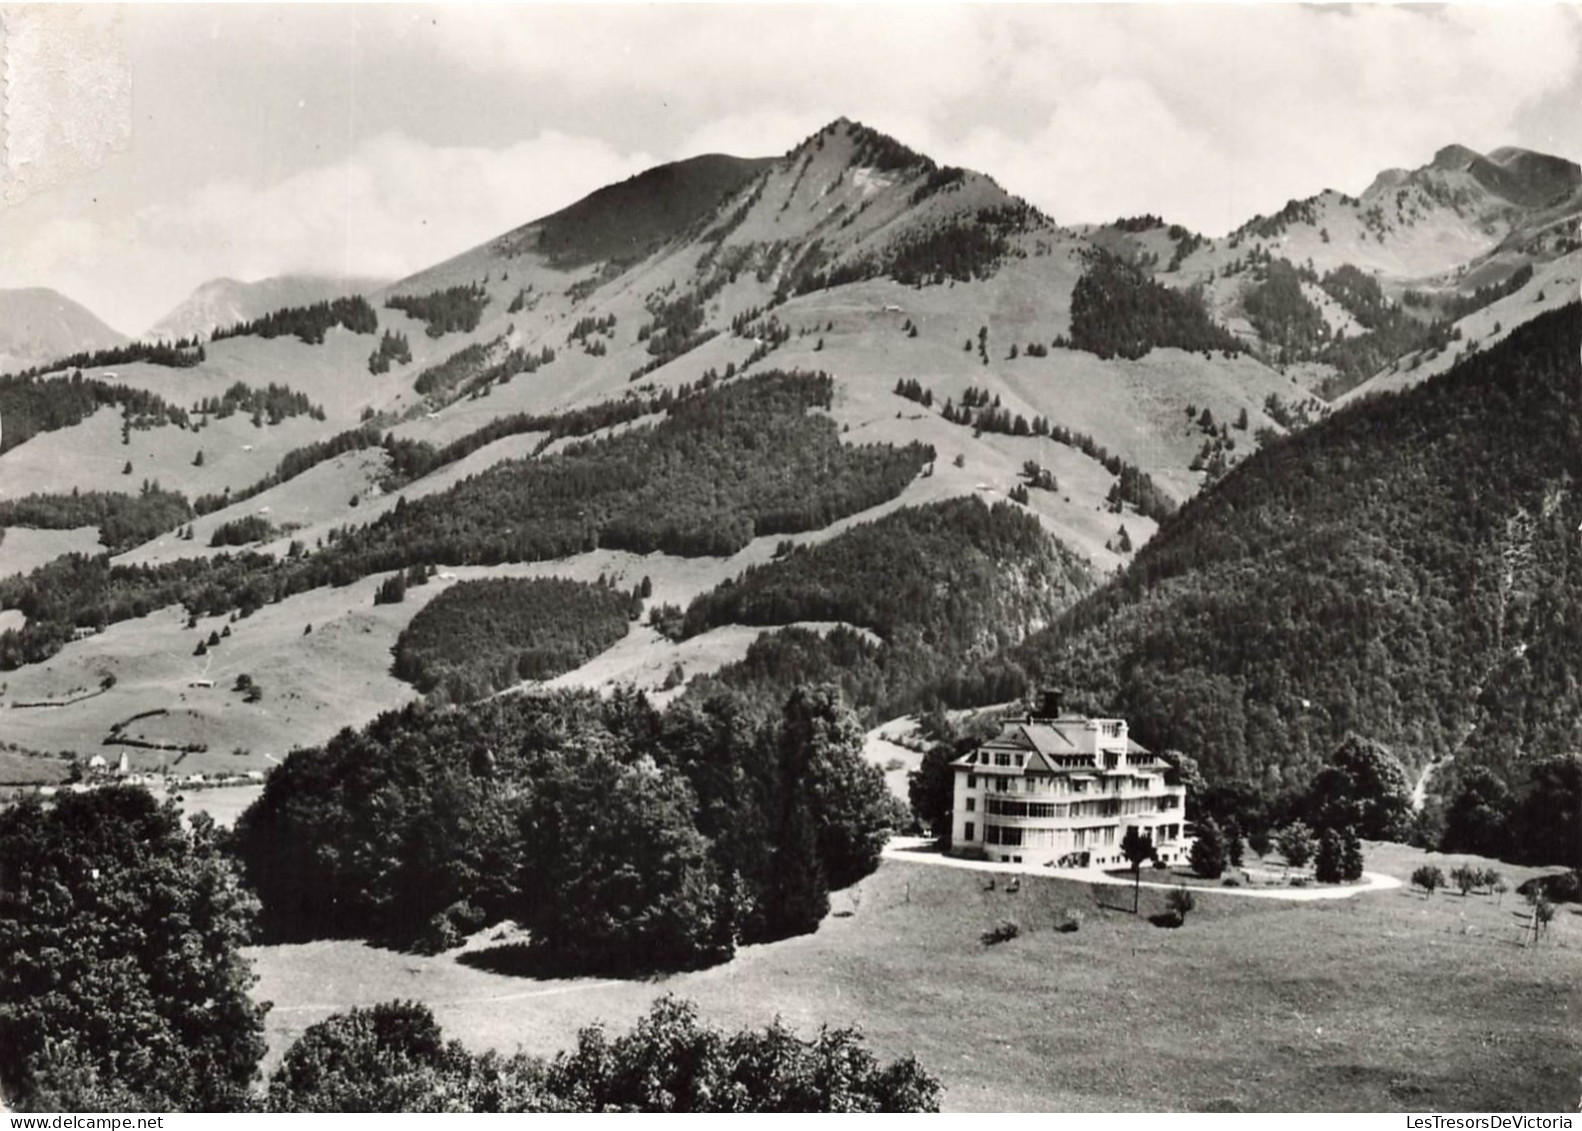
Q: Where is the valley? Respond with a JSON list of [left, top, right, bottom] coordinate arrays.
[[1, 109, 1578, 1114]]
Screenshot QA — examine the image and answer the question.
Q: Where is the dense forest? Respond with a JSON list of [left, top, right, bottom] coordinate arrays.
[[0, 789, 266, 1111], [1068, 251, 1244, 360], [675, 498, 1090, 722], [233, 685, 901, 965], [385, 284, 491, 338], [0, 370, 930, 668], [0, 782, 936, 1112], [0, 370, 188, 456], [0, 484, 193, 554], [212, 296, 378, 344], [999, 304, 1580, 862], [393, 577, 636, 701]]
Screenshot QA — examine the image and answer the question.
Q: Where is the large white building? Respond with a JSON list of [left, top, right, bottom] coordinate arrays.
[[949, 693, 1190, 868]]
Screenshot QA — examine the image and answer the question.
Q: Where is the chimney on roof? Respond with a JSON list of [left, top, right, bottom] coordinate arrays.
[[1037, 688, 1063, 721]]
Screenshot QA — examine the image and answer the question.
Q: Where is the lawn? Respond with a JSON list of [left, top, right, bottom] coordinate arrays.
[[248, 840, 1581, 1112]]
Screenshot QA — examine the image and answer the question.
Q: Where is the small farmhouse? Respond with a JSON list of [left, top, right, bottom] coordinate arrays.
[[949, 692, 1190, 868]]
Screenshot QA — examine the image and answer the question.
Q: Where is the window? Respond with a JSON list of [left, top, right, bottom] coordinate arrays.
[[1013, 856, 1023, 864], [964, 822, 975, 842], [967, 774, 977, 789], [965, 797, 976, 812], [999, 827, 1023, 847], [986, 825, 1001, 845]]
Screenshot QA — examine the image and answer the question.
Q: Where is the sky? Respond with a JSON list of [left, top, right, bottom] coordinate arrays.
[[1, 3, 1578, 336]]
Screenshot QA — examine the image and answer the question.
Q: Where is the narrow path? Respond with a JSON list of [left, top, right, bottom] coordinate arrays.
[[1411, 757, 1442, 812], [881, 837, 1402, 901]]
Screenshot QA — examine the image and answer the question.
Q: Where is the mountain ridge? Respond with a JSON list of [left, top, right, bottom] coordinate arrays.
[[0, 118, 1575, 829], [0, 287, 128, 373], [145, 274, 391, 341]]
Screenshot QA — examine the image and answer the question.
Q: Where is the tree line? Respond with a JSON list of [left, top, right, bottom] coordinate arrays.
[[0, 483, 193, 554], [3, 338, 204, 382], [0, 370, 189, 456], [212, 296, 379, 344], [385, 283, 490, 338]]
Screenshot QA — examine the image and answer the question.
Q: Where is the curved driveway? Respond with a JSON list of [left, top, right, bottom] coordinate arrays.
[[881, 837, 1403, 901]]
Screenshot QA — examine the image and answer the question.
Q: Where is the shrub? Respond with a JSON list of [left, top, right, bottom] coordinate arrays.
[[1277, 821, 1316, 870], [1189, 817, 1227, 879], [1315, 828, 1344, 883], [1411, 864, 1445, 896], [981, 921, 1020, 946]]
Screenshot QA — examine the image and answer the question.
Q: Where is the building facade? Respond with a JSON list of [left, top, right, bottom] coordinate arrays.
[[948, 695, 1190, 868]]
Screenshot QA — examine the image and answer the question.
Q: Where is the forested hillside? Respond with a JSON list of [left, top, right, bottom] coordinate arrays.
[[393, 576, 638, 701], [0, 370, 931, 667], [1007, 304, 1580, 840], [676, 497, 1090, 720]]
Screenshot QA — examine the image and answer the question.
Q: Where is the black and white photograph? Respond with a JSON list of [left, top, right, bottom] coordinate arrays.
[[0, 2, 1578, 1116]]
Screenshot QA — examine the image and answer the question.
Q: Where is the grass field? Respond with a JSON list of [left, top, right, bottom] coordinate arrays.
[[248, 840, 1581, 1112]]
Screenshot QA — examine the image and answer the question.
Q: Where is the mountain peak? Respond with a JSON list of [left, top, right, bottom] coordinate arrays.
[[1430, 143, 1483, 171], [1381, 142, 1582, 208], [0, 287, 127, 372]]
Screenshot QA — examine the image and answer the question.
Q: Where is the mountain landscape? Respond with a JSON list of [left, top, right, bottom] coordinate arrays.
[[0, 116, 1578, 1112], [0, 287, 128, 376], [144, 274, 393, 342]]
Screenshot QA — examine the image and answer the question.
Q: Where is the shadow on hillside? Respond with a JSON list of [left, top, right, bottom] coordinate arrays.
[[457, 941, 663, 982]]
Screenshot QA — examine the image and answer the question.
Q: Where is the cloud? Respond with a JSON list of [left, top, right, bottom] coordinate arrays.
[[7, 131, 654, 334], [417, 5, 991, 118], [4, 3, 1579, 330], [924, 5, 1582, 232]]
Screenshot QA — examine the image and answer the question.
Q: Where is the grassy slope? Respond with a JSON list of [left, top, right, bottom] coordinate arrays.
[[249, 840, 1581, 1112], [1339, 249, 1582, 406], [0, 526, 101, 580]]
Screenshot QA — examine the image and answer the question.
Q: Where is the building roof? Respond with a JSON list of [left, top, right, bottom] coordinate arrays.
[[950, 712, 1151, 771]]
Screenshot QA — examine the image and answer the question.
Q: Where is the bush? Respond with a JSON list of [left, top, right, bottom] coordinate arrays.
[[1411, 864, 1445, 896], [981, 921, 1020, 946], [266, 995, 941, 1112], [1189, 817, 1227, 879], [1277, 821, 1316, 870]]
